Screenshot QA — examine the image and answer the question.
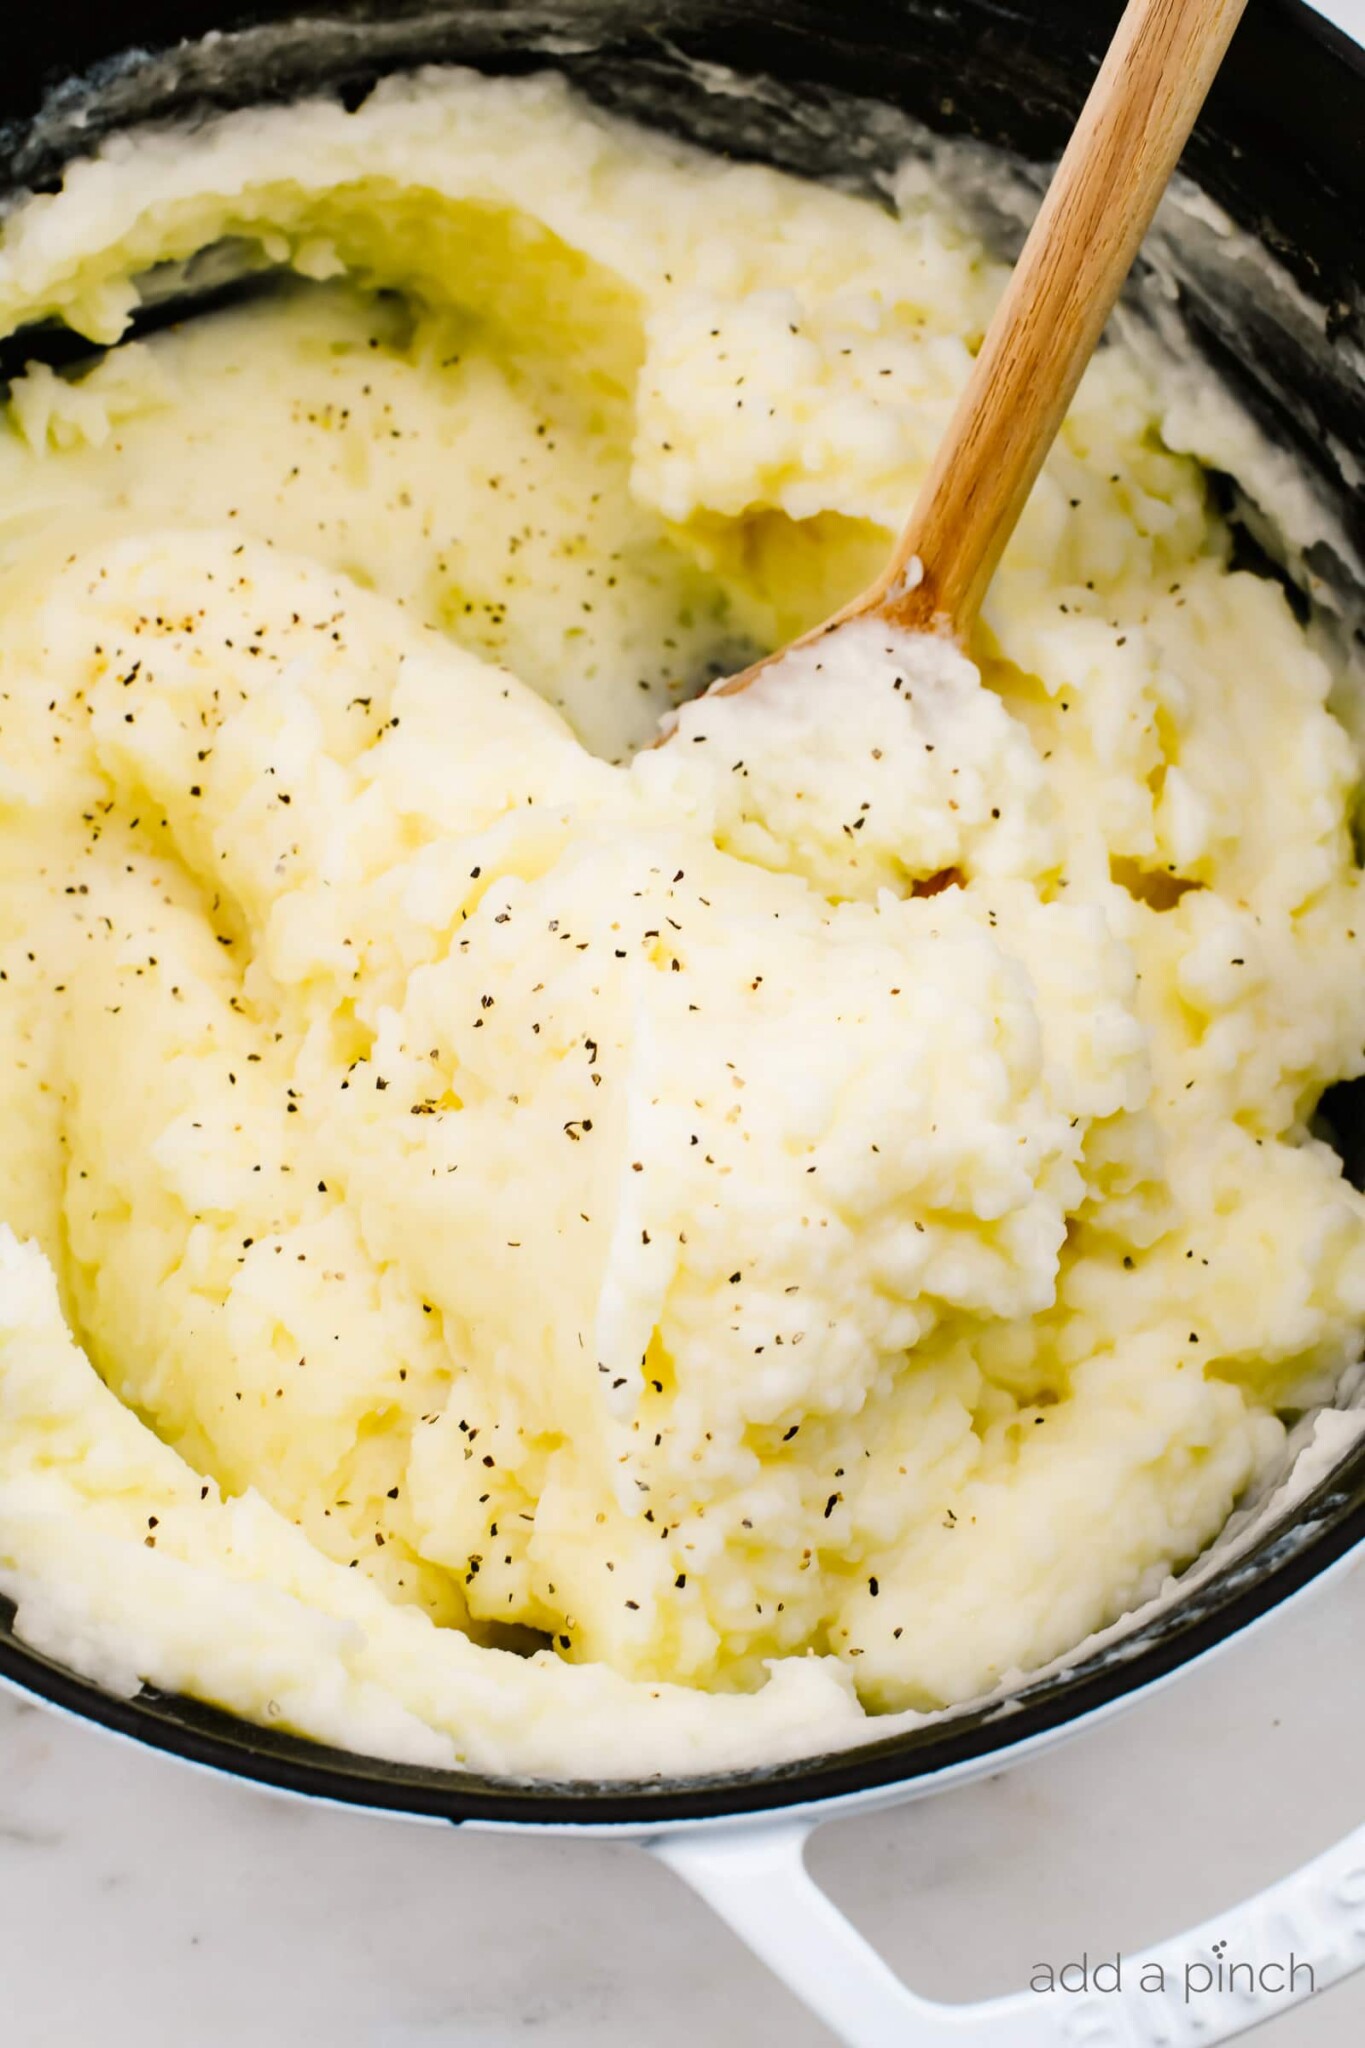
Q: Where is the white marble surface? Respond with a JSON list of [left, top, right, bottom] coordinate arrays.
[[4, 3, 1365, 2042], [0, 1557, 1360, 2045]]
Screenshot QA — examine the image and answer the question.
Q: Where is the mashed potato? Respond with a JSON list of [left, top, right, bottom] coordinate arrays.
[[0, 66, 1362, 1779]]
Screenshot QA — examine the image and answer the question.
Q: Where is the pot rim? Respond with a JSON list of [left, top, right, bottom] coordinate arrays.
[[2, 1444, 1363, 1830], [0, 0, 1362, 1832]]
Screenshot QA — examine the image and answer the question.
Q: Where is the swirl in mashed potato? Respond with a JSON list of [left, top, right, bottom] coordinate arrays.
[[0, 68, 1361, 1779]]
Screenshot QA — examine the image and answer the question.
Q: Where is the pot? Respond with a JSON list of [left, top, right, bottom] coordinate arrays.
[[1, 4, 1364, 2041]]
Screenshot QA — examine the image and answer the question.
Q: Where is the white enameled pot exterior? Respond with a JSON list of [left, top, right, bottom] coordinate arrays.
[[5, 1546, 1362, 2044], [0, 9, 1361, 2043], [630, 5, 1365, 2027], [655, 1816, 1365, 2047], [632, 1544, 1365, 2046]]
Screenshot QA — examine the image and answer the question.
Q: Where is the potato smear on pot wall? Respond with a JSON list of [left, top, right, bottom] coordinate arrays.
[[0, 67, 1361, 1780]]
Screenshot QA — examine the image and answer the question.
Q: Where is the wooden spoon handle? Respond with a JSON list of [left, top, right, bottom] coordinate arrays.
[[878, 0, 1249, 641]]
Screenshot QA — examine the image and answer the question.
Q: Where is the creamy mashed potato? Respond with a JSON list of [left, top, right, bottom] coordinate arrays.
[[0, 67, 1362, 1779]]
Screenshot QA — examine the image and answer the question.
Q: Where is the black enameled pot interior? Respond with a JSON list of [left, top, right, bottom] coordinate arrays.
[[0, 0, 1363, 1827]]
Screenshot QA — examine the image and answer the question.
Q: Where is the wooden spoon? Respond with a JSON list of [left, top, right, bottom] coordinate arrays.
[[698, 0, 1248, 702]]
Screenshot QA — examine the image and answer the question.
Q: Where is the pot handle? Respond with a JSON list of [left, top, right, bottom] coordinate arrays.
[[651, 1812, 1365, 2046]]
